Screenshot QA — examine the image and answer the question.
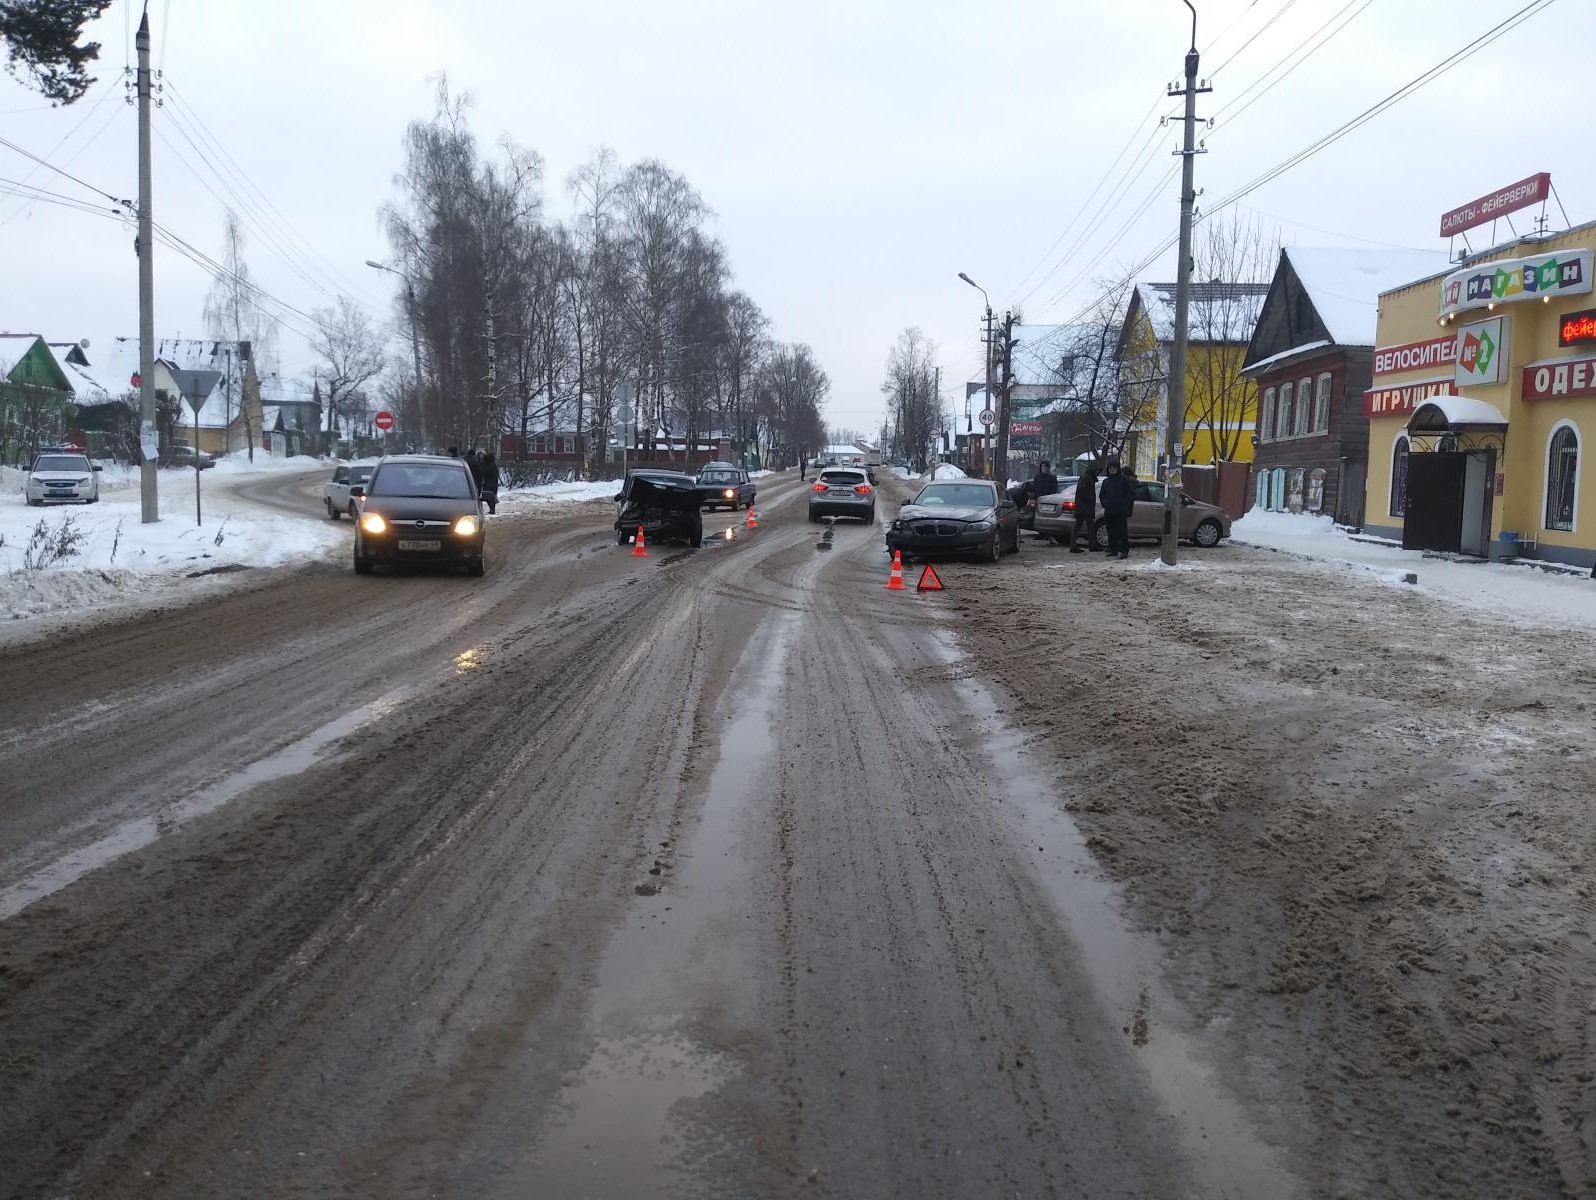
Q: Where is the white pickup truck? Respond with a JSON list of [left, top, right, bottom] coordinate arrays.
[[323, 463, 374, 520]]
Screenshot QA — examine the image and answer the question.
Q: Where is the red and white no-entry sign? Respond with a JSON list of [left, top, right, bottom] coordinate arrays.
[[373, 410, 395, 431]]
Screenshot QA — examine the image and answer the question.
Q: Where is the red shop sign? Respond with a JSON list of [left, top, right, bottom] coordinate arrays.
[[1373, 335, 1457, 378], [1522, 355, 1596, 400]]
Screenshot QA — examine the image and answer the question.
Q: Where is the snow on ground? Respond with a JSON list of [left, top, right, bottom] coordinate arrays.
[[1231, 509, 1595, 633], [928, 463, 968, 480], [2, 457, 343, 622], [211, 449, 326, 474], [498, 479, 619, 508], [750, 469, 775, 479]]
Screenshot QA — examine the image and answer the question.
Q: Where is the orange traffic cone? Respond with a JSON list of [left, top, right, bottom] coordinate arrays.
[[916, 563, 945, 592], [745, 506, 758, 529], [884, 549, 906, 590], [631, 524, 649, 557]]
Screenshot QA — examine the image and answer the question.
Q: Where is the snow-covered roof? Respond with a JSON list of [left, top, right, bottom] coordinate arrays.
[[823, 443, 866, 457], [1240, 339, 1333, 377], [1133, 280, 1270, 344], [1409, 394, 1508, 431], [95, 336, 258, 429], [1284, 247, 1452, 346]]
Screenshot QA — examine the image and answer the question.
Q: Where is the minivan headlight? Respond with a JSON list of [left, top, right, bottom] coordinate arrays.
[[360, 512, 388, 534], [453, 515, 479, 536]]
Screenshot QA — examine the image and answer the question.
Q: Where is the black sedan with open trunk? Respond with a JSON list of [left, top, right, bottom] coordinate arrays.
[[352, 455, 487, 576], [615, 470, 703, 547]]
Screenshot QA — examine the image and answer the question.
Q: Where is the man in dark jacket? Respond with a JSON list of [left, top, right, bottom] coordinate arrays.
[[1070, 464, 1099, 553], [1098, 459, 1136, 559], [1030, 460, 1059, 503], [480, 452, 500, 515]]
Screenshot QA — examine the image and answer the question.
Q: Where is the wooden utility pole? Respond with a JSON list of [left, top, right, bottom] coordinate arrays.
[[1163, 2, 1211, 566]]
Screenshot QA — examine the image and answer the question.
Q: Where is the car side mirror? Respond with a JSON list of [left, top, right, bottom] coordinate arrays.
[[613, 492, 624, 502], [349, 485, 365, 498], [1180, 495, 1193, 506], [92, 464, 104, 472]]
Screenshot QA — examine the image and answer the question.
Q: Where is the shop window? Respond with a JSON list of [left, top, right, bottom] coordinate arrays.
[[1295, 377, 1312, 436], [1260, 386, 1275, 440], [1279, 382, 1294, 439], [1313, 373, 1332, 434], [1391, 435, 1409, 517], [1546, 423, 1578, 532]]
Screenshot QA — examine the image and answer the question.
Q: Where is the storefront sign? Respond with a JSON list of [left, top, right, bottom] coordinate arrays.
[[1455, 315, 1508, 386], [1439, 249, 1593, 318], [1373, 335, 1457, 377], [1009, 420, 1042, 436], [1559, 307, 1596, 346], [1363, 376, 1456, 417], [1522, 353, 1596, 400], [1438, 173, 1551, 238]]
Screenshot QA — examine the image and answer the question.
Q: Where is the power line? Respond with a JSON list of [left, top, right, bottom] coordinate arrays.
[[1213, 0, 1374, 124], [1210, 0, 1305, 74]]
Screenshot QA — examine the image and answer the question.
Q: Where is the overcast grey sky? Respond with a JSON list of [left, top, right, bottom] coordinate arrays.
[[1, 0, 1585, 435]]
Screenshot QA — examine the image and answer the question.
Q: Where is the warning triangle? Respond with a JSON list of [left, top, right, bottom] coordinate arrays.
[[916, 563, 945, 592]]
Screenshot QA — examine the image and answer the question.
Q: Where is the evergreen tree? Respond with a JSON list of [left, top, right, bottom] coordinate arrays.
[[1, 0, 113, 104]]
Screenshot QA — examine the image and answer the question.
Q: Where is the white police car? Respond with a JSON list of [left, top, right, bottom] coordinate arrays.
[[23, 450, 101, 506]]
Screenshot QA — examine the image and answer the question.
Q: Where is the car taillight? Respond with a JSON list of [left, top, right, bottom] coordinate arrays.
[[1063, 499, 1075, 510], [812, 483, 827, 492], [854, 484, 872, 494]]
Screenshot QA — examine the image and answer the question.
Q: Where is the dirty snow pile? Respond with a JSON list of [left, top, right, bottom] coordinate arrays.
[[499, 480, 620, 508], [1232, 508, 1595, 633], [928, 463, 968, 480], [1, 468, 341, 621]]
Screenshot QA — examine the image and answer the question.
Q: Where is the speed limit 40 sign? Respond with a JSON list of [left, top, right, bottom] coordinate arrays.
[[979, 408, 995, 427]]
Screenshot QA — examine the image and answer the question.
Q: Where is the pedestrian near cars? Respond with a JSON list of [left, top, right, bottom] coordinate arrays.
[[480, 452, 500, 515], [1029, 460, 1059, 515], [1070, 464, 1099, 553], [1098, 459, 1135, 560]]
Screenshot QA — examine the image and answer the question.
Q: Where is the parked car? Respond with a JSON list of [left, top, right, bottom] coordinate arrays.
[[165, 441, 216, 469], [695, 463, 756, 511], [615, 469, 703, 546], [808, 467, 875, 524], [885, 478, 1020, 562], [324, 463, 375, 519], [23, 451, 102, 505], [351, 455, 486, 576], [1011, 475, 1077, 532], [1034, 478, 1230, 548]]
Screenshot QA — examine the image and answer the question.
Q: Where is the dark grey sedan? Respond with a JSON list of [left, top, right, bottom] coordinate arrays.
[[352, 455, 486, 576], [884, 478, 1021, 563]]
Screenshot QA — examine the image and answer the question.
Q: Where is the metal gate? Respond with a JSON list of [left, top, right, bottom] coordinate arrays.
[[1402, 451, 1467, 552]]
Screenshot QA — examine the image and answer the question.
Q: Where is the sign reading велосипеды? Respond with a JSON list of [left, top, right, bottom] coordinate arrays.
[[1439, 249, 1592, 318]]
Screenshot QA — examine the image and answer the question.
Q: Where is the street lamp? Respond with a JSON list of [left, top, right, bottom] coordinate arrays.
[[959, 272, 996, 479], [366, 259, 428, 447]]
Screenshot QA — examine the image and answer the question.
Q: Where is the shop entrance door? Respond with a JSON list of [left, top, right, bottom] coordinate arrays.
[[1459, 450, 1496, 557], [1402, 451, 1467, 553]]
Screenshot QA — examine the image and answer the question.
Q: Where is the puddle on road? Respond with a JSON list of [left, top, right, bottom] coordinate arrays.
[[506, 616, 793, 1197], [929, 631, 1304, 1200], [0, 687, 413, 920]]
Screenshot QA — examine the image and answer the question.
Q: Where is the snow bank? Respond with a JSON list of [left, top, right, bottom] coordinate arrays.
[[499, 480, 618, 507], [1232, 509, 1596, 633], [211, 450, 325, 475], [750, 469, 775, 479]]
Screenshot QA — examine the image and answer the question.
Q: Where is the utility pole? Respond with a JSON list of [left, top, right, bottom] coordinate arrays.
[[1163, 1, 1211, 566], [996, 312, 1018, 486], [933, 365, 941, 462], [958, 272, 994, 479], [136, 11, 157, 524]]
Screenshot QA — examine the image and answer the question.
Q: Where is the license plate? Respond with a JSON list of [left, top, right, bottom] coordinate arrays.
[[396, 539, 441, 551], [47, 491, 74, 497]]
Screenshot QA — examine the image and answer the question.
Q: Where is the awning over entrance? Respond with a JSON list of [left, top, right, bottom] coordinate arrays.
[[1407, 394, 1508, 434]]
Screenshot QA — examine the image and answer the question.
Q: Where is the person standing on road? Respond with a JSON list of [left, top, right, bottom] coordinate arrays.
[[1029, 460, 1059, 518], [1099, 459, 1135, 560], [1070, 464, 1099, 553], [800, 456, 806, 482], [480, 452, 500, 515]]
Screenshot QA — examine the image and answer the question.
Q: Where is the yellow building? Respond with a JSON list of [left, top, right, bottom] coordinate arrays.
[[1363, 221, 1596, 571], [1116, 280, 1269, 475]]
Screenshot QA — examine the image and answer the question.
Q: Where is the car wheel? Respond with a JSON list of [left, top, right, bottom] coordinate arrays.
[[1192, 518, 1223, 548], [348, 502, 358, 519], [353, 545, 373, 575], [1094, 520, 1111, 550], [987, 532, 1001, 563], [617, 527, 630, 546], [466, 556, 486, 577], [26, 497, 41, 506], [326, 499, 340, 520], [689, 519, 704, 545], [1008, 527, 1020, 554]]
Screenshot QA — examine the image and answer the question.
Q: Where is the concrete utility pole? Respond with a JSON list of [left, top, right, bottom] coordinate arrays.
[[996, 312, 1018, 486], [136, 12, 157, 524], [1163, 1, 1211, 566], [958, 272, 994, 478]]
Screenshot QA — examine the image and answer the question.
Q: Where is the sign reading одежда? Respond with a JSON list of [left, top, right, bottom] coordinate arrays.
[[1523, 354, 1596, 401], [1438, 173, 1551, 238]]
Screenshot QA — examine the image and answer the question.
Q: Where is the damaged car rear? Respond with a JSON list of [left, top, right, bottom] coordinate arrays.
[[614, 469, 704, 547]]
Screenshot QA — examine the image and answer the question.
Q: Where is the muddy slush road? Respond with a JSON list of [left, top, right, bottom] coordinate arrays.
[[0, 468, 1311, 1199]]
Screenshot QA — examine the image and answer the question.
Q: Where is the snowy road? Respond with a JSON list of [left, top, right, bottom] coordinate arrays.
[[0, 469, 1298, 1200]]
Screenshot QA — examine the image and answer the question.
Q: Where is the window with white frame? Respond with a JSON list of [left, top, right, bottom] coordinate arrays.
[[1391, 435, 1409, 517], [1295, 377, 1312, 436], [1546, 424, 1578, 532], [1313, 373, 1332, 434], [1278, 381, 1293, 439], [1260, 386, 1276, 440]]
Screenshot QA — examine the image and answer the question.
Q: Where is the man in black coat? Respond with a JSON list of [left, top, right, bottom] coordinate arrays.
[[1098, 459, 1136, 559], [1070, 464, 1099, 553], [1030, 460, 1059, 502]]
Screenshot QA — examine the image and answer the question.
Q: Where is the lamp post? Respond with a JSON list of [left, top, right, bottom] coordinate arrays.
[[366, 259, 428, 448], [958, 272, 995, 478]]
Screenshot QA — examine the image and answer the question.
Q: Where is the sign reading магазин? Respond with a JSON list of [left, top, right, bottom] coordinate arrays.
[[1522, 353, 1596, 400], [1440, 249, 1593, 317], [1438, 173, 1551, 238]]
